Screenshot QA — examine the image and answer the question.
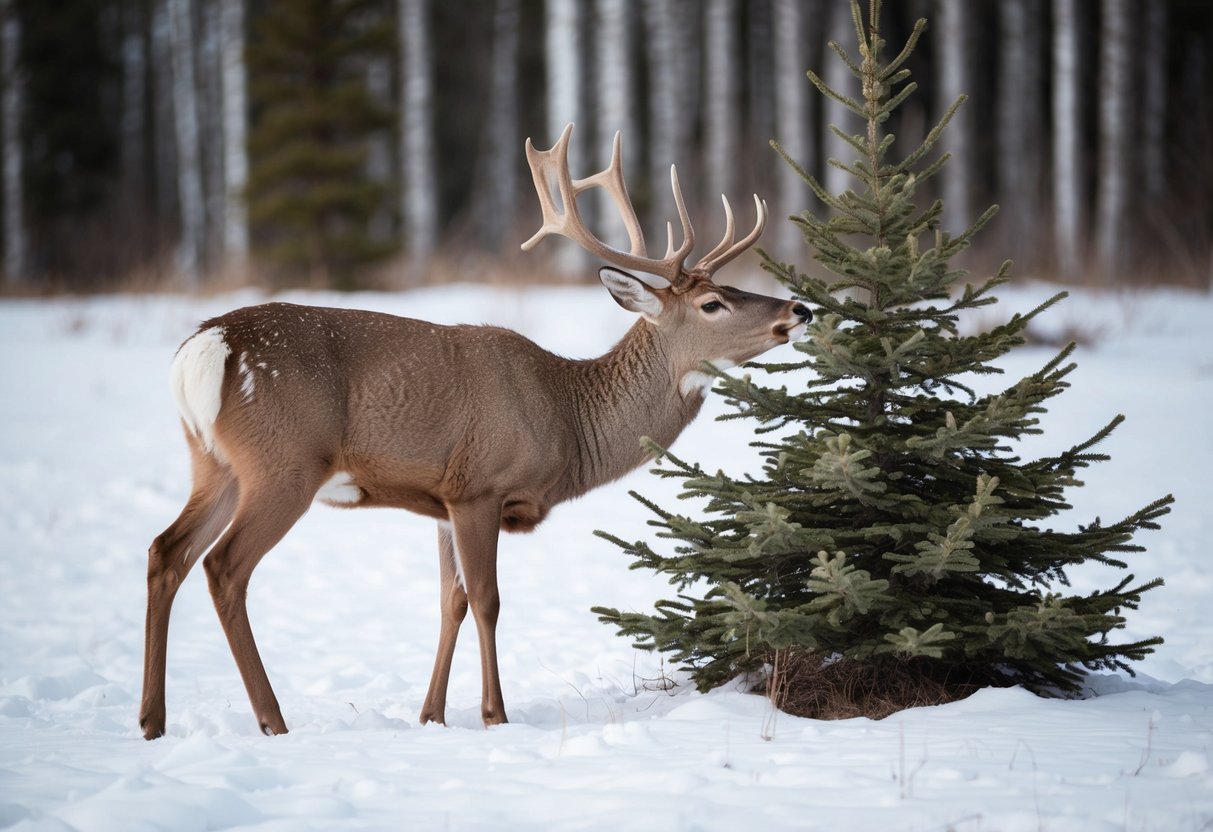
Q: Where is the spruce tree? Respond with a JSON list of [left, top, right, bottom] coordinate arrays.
[[593, 0, 1172, 717], [246, 0, 395, 288]]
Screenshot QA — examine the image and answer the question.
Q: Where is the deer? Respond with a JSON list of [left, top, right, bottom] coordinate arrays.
[[139, 123, 811, 739]]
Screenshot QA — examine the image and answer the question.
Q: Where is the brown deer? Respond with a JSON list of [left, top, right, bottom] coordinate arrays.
[[139, 123, 810, 739]]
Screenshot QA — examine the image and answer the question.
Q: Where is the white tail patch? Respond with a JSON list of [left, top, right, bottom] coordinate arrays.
[[315, 471, 365, 507], [170, 326, 231, 456]]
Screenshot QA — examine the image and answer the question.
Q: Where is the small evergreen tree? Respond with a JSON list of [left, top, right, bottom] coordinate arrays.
[[593, 0, 1172, 717], [246, 0, 395, 288]]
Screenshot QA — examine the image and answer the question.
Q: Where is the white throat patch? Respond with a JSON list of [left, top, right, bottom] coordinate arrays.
[[679, 359, 736, 397]]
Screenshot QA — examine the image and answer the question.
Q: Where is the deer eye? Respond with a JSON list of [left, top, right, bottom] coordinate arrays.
[[700, 300, 725, 314]]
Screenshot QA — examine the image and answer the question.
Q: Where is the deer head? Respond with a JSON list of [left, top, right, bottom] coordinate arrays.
[[522, 123, 810, 394]]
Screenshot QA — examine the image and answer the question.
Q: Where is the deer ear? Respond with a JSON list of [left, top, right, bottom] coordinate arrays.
[[599, 267, 665, 319]]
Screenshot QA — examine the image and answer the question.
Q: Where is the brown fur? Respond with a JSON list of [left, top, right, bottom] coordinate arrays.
[[140, 278, 809, 739]]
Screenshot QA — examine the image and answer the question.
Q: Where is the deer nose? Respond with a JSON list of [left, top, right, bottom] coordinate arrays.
[[792, 302, 811, 322]]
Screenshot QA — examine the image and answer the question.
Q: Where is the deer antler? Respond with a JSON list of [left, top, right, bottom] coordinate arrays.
[[689, 193, 767, 278], [522, 124, 693, 287], [522, 124, 766, 290]]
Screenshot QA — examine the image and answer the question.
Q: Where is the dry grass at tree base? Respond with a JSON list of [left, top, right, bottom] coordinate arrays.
[[761, 651, 998, 720]]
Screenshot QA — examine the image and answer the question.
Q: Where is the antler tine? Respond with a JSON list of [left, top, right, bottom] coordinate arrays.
[[666, 165, 695, 273], [520, 123, 577, 253], [691, 193, 767, 277], [698, 195, 737, 267], [572, 131, 647, 258], [521, 123, 694, 286]]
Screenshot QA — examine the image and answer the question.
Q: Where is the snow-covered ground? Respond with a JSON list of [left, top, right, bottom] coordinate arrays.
[[1, 280, 1211, 831]]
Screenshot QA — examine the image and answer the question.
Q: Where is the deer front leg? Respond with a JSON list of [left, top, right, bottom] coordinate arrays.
[[420, 522, 468, 725], [446, 499, 508, 727]]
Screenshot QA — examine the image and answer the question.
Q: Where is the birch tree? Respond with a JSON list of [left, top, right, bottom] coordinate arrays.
[[996, 0, 1043, 264], [475, 0, 519, 250], [1095, 0, 1131, 280], [545, 0, 582, 148], [772, 0, 812, 259], [1, 0, 26, 283], [644, 0, 693, 225], [220, 0, 249, 265], [399, 0, 437, 270], [544, 0, 585, 273], [595, 0, 635, 250], [704, 0, 739, 210], [935, 0, 973, 235], [167, 0, 206, 283], [1052, 0, 1082, 279]]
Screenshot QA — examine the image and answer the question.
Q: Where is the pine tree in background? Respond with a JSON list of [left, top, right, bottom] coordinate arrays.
[[593, 0, 1172, 718], [246, 0, 395, 288]]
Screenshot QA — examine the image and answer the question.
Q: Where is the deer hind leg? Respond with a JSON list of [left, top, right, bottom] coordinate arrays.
[[202, 467, 323, 736], [446, 499, 507, 727], [419, 521, 469, 726], [140, 446, 238, 740]]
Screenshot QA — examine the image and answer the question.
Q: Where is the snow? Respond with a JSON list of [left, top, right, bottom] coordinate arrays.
[[1, 281, 1211, 831]]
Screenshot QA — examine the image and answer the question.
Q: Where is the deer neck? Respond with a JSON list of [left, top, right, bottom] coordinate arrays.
[[562, 319, 706, 497]]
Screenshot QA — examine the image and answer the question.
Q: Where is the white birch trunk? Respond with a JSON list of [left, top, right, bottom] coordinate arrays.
[[399, 0, 437, 270], [595, 0, 634, 249], [1052, 0, 1082, 279], [1, 0, 27, 283], [475, 0, 519, 249], [1095, 0, 1131, 280], [544, 0, 585, 274], [823, 0, 858, 198], [644, 0, 692, 225], [935, 0, 974, 235], [773, 0, 810, 259], [545, 0, 581, 146], [167, 0, 205, 283], [220, 0, 248, 263], [996, 0, 1042, 261], [704, 0, 739, 209]]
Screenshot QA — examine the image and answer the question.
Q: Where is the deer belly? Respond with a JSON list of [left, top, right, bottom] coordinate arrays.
[[315, 471, 447, 519], [314, 472, 365, 507]]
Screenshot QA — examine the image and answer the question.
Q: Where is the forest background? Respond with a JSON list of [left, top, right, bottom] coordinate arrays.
[[1, 0, 1210, 293]]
